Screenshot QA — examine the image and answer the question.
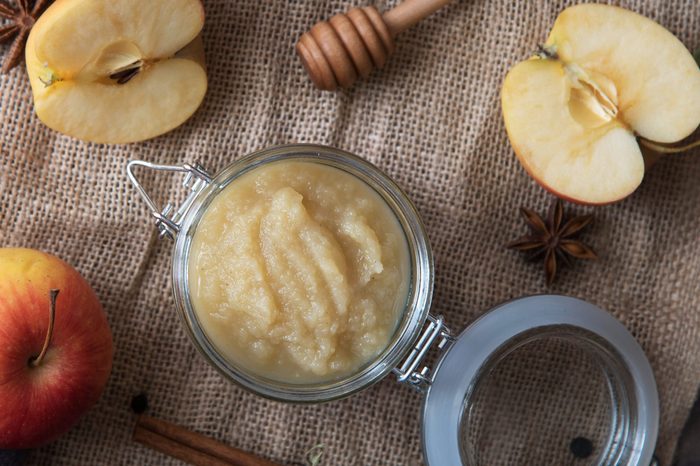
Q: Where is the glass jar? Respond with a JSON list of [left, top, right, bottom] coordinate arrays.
[[127, 144, 659, 466]]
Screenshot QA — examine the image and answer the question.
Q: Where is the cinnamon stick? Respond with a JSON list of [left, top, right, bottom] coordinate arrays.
[[133, 415, 281, 466], [134, 426, 233, 466]]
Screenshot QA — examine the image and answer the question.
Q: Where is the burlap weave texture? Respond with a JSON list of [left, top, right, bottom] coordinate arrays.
[[1, 0, 699, 464]]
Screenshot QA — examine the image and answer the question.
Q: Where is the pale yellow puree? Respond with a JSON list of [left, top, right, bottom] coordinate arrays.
[[188, 160, 410, 383]]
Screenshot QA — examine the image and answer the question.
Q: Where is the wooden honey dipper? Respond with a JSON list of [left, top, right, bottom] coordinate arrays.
[[296, 0, 452, 90]]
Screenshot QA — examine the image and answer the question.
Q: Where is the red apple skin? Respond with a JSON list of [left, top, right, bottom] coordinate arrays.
[[0, 248, 113, 449]]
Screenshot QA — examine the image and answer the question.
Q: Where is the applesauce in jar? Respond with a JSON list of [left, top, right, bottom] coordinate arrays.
[[188, 160, 410, 383]]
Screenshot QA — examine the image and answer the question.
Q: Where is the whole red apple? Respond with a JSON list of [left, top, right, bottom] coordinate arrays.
[[0, 248, 113, 449]]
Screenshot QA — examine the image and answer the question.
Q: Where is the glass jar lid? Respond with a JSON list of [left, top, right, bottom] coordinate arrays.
[[421, 295, 658, 466]]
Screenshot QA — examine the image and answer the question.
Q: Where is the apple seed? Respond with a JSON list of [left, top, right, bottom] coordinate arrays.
[[109, 61, 143, 85]]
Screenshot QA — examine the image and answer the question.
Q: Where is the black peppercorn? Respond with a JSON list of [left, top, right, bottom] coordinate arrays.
[[130, 393, 149, 414]]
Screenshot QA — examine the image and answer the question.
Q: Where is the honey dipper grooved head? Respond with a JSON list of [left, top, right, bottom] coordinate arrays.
[[296, 6, 395, 91]]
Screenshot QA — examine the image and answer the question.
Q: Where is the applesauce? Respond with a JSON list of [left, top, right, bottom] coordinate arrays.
[[188, 160, 410, 383]]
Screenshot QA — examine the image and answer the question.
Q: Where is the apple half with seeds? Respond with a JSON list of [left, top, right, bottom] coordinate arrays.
[[502, 4, 700, 204], [25, 0, 207, 144]]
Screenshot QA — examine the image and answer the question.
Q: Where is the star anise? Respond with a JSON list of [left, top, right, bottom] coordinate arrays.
[[507, 198, 597, 285], [0, 0, 51, 73]]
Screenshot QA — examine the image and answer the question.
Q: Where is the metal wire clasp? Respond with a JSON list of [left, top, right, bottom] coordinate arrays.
[[126, 160, 212, 240], [393, 314, 454, 392]]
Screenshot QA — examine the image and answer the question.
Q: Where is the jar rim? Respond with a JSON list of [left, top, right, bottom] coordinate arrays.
[[421, 295, 659, 466], [171, 144, 434, 402]]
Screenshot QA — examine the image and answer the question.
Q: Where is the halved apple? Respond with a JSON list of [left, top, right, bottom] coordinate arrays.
[[502, 4, 700, 204], [25, 0, 207, 144]]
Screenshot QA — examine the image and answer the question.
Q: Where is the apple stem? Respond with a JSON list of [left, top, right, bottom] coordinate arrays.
[[536, 44, 558, 60], [640, 137, 700, 154], [31, 289, 59, 368]]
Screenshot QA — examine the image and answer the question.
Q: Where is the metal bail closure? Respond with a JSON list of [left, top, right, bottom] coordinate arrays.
[[126, 160, 212, 240], [393, 314, 454, 392]]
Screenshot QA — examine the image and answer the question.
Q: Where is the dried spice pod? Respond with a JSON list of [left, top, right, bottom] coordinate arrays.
[[507, 198, 597, 285], [0, 0, 51, 73]]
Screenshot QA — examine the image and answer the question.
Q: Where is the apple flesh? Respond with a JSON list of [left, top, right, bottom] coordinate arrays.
[[0, 248, 113, 449], [501, 4, 700, 204], [25, 0, 207, 144]]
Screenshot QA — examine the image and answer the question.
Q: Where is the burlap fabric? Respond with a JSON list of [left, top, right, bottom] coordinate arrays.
[[1, 0, 699, 464]]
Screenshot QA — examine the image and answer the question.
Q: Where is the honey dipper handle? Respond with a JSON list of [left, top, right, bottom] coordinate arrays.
[[383, 0, 453, 36]]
